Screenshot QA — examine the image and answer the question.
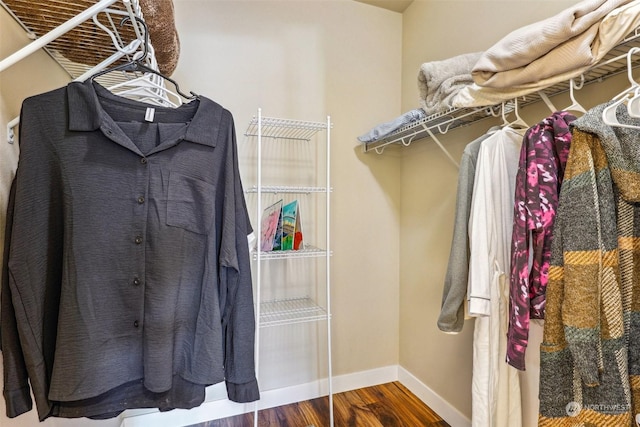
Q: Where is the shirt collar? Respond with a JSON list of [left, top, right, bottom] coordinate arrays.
[[67, 79, 222, 147]]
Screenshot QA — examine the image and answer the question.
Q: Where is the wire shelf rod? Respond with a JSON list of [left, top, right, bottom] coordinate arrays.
[[245, 185, 329, 194]]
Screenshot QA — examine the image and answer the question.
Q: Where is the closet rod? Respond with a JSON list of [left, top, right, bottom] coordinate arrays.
[[0, 0, 119, 74]]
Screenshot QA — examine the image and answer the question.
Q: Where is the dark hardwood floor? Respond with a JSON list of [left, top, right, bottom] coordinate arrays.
[[189, 381, 450, 427]]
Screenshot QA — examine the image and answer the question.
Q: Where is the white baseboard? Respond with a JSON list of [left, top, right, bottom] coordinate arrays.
[[398, 366, 471, 427], [333, 364, 398, 394]]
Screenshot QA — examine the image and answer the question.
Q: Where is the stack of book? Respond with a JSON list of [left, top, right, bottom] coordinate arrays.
[[258, 199, 303, 251]]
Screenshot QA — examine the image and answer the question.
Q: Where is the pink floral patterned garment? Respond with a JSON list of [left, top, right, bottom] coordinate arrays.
[[505, 111, 576, 370]]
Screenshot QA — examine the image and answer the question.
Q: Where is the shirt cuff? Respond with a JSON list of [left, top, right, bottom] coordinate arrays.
[[468, 297, 490, 317], [3, 386, 33, 418], [565, 327, 601, 387], [506, 338, 527, 371], [226, 378, 260, 403]]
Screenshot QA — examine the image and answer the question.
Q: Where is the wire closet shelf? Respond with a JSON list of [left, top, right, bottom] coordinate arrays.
[[259, 297, 328, 327], [245, 116, 329, 141], [363, 25, 640, 153]]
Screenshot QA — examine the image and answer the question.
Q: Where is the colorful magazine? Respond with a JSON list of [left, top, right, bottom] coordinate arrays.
[[281, 200, 303, 250], [272, 202, 284, 251], [258, 199, 283, 252]]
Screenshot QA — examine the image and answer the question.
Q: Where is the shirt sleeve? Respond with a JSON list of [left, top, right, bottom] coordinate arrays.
[[438, 148, 476, 333], [555, 130, 618, 387], [219, 115, 259, 403], [506, 130, 534, 370], [467, 142, 494, 317], [507, 113, 575, 370], [2, 179, 33, 418], [2, 100, 65, 420]]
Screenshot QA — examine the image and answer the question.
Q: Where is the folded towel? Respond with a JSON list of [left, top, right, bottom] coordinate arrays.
[[358, 109, 426, 143], [417, 52, 483, 115], [454, 0, 640, 108], [472, 0, 633, 88]]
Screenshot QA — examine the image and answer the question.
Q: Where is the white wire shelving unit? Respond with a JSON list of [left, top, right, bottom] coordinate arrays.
[[245, 108, 334, 427], [363, 25, 640, 154]]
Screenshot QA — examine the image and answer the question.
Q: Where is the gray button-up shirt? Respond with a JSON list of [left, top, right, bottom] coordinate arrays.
[[2, 80, 259, 420]]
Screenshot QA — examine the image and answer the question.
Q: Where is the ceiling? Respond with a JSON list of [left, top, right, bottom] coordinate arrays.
[[353, 0, 414, 13]]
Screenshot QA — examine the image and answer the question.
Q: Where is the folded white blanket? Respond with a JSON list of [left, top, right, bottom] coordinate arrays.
[[417, 52, 483, 115], [454, 0, 640, 108], [472, 0, 633, 89]]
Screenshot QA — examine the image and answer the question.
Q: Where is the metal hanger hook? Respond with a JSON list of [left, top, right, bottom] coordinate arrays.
[[119, 16, 149, 64]]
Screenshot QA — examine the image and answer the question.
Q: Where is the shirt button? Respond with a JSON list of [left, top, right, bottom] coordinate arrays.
[[134, 320, 139, 328], [133, 277, 141, 286], [135, 236, 143, 244], [137, 196, 145, 204], [140, 157, 148, 164]]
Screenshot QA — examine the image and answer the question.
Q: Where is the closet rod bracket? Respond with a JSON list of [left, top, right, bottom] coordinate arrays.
[[424, 126, 459, 169], [7, 116, 19, 144], [7, 124, 14, 144]]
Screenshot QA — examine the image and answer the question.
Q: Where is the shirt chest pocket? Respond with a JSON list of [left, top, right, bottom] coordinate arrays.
[[167, 171, 216, 235]]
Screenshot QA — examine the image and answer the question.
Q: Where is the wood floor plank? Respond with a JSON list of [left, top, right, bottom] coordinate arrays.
[[372, 382, 448, 425], [258, 405, 282, 427], [338, 389, 386, 427], [394, 383, 450, 425], [354, 382, 436, 426], [260, 404, 299, 427], [276, 402, 311, 427], [188, 381, 450, 427], [297, 397, 330, 426], [190, 412, 253, 427]]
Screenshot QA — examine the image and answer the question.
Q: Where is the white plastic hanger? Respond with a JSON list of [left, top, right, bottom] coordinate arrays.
[[562, 75, 587, 114], [602, 47, 640, 129], [623, 45, 640, 118], [108, 69, 182, 107], [91, 13, 139, 57], [501, 97, 529, 130], [602, 93, 635, 128], [626, 87, 640, 118], [537, 91, 558, 114]]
